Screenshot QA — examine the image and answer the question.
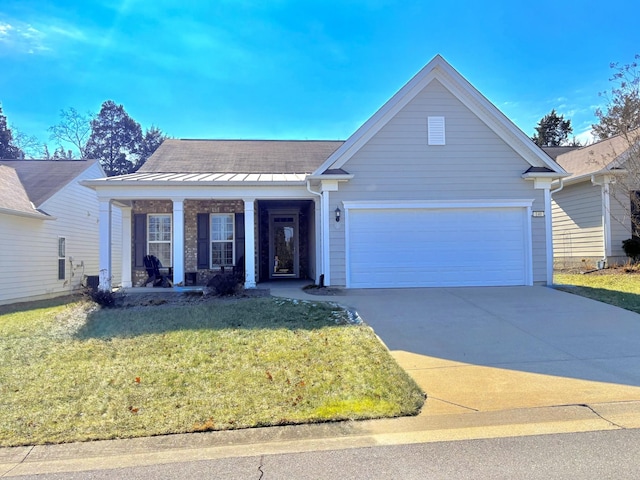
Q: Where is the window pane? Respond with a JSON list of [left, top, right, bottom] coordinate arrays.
[[149, 243, 171, 267], [211, 214, 234, 241], [58, 238, 65, 258], [212, 242, 233, 266], [149, 215, 171, 242]]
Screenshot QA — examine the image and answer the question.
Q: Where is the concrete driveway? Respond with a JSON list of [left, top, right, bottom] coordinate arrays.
[[272, 285, 640, 418]]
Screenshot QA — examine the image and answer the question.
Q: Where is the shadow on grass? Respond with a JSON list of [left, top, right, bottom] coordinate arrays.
[[75, 297, 345, 339], [555, 284, 640, 314]]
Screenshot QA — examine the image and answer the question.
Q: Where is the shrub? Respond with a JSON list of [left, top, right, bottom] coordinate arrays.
[[622, 237, 640, 262], [206, 272, 243, 296], [87, 288, 117, 308]]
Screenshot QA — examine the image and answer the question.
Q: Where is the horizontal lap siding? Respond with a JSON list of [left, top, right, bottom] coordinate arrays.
[[330, 79, 545, 285], [552, 183, 603, 258], [0, 163, 115, 305], [609, 187, 632, 259]]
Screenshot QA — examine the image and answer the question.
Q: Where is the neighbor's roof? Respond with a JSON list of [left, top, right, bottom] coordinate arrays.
[[554, 132, 639, 181], [541, 146, 581, 161], [0, 164, 49, 218], [0, 159, 99, 206], [139, 139, 345, 175]]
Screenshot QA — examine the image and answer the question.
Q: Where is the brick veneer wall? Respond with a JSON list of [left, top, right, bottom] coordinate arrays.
[[130, 199, 244, 286]]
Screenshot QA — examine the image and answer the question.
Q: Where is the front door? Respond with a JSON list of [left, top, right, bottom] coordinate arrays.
[[269, 212, 299, 279]]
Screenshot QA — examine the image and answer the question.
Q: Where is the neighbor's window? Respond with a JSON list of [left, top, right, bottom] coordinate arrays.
[[631, 191, 640, 236], [147, 214, 172, 267], [58, 237, 66, 280], [211, 214, 234, 266]]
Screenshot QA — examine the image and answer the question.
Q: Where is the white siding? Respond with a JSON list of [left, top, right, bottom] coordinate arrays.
[[0, 162, 121, 305], [328, 79, 546, 285], [552, 182, 603, 260], [609, 186, 633, 263]]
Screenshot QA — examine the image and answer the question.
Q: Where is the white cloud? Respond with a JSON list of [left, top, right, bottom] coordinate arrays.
[[0, 17, 92, 55]]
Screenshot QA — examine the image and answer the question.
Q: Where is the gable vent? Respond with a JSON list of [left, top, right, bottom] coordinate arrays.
[[428, 116, 446, 145]]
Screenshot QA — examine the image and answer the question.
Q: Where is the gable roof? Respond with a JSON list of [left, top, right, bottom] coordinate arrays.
[[0, 160, 99, 207], [554, 132, 640, 182], [541, 146, 581, 161], [0, 165, 50, 218], [314, 54, 567, 177], [140, 139, 344, 174]]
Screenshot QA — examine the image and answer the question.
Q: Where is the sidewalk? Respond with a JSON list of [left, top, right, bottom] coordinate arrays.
[[3, 282, 640, 477]]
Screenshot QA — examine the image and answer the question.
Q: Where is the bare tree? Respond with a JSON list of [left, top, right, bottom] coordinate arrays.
[[11, 127, 43, 159], [48, 107, 93, 158], [591, 55, 640, 238]]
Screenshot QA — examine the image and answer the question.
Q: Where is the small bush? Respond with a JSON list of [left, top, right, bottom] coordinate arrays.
[[622, 237, 640, 262], [87, 288, 117, 308], [206, 273, 243, 296]]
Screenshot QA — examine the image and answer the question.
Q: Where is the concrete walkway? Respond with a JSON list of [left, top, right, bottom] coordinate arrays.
[[3, 284, 640, 477]]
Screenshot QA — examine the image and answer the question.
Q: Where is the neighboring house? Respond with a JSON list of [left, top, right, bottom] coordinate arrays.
[[83, 55, 567, 290], [0, 160, 122, 305], [551, 132, 640, 268]]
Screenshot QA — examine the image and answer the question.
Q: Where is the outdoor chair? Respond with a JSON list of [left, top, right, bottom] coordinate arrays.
[[143, 255, 172, 287]]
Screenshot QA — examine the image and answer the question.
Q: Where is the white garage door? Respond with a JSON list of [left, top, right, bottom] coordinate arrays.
[[346, 206, 530, 288]]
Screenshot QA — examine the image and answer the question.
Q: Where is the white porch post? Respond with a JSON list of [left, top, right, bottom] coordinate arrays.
[[121, 206, 132, 288], [321, 190, 331, 285], [244, 199, 256, 288], [172, 199, 185, 285], [98, 199, 112, 291]]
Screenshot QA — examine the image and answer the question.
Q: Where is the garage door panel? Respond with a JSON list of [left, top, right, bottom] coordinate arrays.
[[347, 207, 529, 288]]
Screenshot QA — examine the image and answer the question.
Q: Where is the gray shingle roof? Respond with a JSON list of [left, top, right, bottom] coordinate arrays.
[[541, 146, 581, 161], [0, 160, 98, 207], [0, 165, 42, 216], [138, 139, 345, 174]]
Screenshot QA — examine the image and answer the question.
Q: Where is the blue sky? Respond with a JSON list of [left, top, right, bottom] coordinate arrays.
[[1, 0, 638, 155]]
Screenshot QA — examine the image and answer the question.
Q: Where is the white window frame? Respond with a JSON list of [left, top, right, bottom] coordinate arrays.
[[210, 213, 235, 267], [147, 214, 172, 267], [58, 236, 66, 280]]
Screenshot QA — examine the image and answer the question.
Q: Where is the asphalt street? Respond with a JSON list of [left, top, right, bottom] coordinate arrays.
[[8, 429, 640, 479]]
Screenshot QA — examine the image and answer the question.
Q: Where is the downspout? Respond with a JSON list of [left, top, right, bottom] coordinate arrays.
[[546, 178, 564, 284], [591, 175, 611, 264], [306, 179, 324, 285]]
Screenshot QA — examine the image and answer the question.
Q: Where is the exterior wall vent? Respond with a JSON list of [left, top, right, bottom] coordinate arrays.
[[428, 116, 446, 145]]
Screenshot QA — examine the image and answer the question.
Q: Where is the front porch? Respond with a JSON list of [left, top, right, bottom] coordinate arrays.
[[97, 197, 319, 290]]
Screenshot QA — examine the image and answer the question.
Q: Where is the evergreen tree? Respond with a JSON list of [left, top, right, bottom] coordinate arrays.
[[531, 109, 573, 146], [0, 105, 21, 159], [85, 100, 143, 176]]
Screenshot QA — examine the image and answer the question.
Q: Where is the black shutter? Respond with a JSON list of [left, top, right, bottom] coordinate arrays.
[[133, 214, 146, 267], [235, 212, 245, 271], [197, 213, 210, 269]]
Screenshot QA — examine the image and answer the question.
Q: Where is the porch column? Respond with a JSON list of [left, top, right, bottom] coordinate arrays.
[[244, 199, 256, 288], [321, 190, 331, 285], [98, 199, 112, 291], [121, 206, 132, 288], [172, 198, 185, 285]]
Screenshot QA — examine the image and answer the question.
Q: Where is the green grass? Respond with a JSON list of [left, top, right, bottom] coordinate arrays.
[[554, 272, 640, 314], [0, 297, 424, 447]]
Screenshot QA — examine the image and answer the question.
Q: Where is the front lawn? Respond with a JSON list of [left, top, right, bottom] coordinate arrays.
[[0, 296, 424, 447], [554, 272, 640, 314]]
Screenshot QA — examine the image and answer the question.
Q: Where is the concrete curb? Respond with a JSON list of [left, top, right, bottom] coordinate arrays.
[[2, 401, 640, 477]]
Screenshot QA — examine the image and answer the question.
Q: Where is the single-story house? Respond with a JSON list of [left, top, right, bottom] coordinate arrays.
[[551, 132, 640, 268], [82, 55, 567, 290], [0, 160, 122, 305]]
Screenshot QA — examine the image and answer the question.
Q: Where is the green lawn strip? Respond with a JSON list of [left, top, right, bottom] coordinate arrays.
[[0, 297, 424, 447], [554, 273, 640, 314]]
